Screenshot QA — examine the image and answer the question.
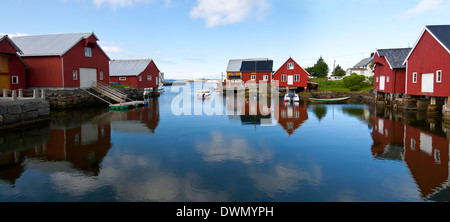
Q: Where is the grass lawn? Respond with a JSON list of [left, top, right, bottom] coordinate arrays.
[[310, 77, 373, 92]]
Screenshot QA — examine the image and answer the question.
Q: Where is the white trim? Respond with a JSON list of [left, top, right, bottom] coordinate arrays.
[[413, 72, 417, 83], [436, 70, 442, 83], [405, 61, 408, 93], [11, 75, 19, 84], [403, 27, 450, 65]]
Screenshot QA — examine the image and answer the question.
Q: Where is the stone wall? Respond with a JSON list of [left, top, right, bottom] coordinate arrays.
[[0, 99, 51, 130]]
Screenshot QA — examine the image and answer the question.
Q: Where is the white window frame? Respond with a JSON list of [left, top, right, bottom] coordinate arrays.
[[294, 74, 300, 82], [287, 62, 294, 70], [147, 75, 152, 81], [387, 76, 390, 83], [99, 71, 103, 81], [73, 70, 78, 80], [251, 75, 256, 80], [281, 75, 286, 82], [119, 77, 126, 81], [413, 72, 417, 83], [437, 70, 442, 83], [376, 77, 379, 82], [263, 75, 268, 81], [139, 75, 142, 81], [85, 47, 92, 57], [11, 76, 19, 84]]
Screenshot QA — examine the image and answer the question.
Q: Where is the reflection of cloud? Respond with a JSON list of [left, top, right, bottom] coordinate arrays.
[[249, 164, 323, 198], [196, 131, 272, 164], [49, 150, 228, 201]]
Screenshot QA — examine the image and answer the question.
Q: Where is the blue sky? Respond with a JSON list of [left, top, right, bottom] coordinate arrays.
[[1, 0, 450, 80]]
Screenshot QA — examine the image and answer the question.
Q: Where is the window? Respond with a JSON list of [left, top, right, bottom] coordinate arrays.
[[85, 47, 92, 57], [294, 74, 300, 82], [139, 76, 142, 81], [413, 72, 417, 83], [376, 77, 379, 82], [251, 75, 256, 80], [263, 75, 268, 81], [119, 77, 126, 81], [281, 75, 286, 82], [147, 75, 152, 81], [437, 70, 442, 83], [11, 76, 19, 84], [387, 76, 390, 83], [287, 62, 294, 70], [73, 70, 78, 80], [100, 71, 103, 80]]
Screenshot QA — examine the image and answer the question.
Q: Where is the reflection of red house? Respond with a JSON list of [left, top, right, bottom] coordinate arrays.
[[275, 101, 308, 135], [371, 115, 405, 158], [0, 35, 28, 90], [109, 59, 160, 89], [11, 32, 110, 88], [125, 98, 160, 133], [404, 125, 450, 199], [33, 119, 112, 175], [272, 57, 309, 91]]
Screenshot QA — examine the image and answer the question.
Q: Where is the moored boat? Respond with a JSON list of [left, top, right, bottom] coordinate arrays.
[[284, 92, 300, 103], [309, 97, 350, 103]]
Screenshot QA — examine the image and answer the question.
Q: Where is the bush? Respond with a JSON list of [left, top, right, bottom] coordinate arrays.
[[342, 74, 366, 91]]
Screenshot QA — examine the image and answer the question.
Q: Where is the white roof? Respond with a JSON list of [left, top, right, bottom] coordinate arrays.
[[11, 32, 98, 57], [226, 58, 269, 72], [109, 59, 153, 76]]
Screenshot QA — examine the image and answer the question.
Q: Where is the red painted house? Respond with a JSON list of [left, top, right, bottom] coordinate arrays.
[[11, 32, 110, 88], [273, 57, 309, 91], [239, 59, 273, 84], [405, 25, 450, 98], [0, 35, 28, 90], [109, 59, 160, 89], [373, 48, 411, 96]]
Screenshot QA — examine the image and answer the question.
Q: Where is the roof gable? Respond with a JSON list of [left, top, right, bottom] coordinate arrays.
[[377, 48, 411, 69], [274, 57, 310, 76], [0, 35, 23, 54], [11, 32, 98, 57], [404, 25, 450, 64], [110, 59, 152, 76]]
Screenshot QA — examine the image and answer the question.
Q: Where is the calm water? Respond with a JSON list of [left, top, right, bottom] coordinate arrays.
[[0, 82, 449, 202]]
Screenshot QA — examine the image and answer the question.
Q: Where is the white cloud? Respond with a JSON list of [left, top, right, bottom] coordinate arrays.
[[190, 0, 270, 27], [98, 41, 125, 53], [397, 0, 444, 19], [92, 0, 154, 9], [0, 32, 29, 38]]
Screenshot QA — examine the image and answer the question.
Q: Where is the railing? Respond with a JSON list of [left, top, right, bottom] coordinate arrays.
[[0, 89, 46, 101]]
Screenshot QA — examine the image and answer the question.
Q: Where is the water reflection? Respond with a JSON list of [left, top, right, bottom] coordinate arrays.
[[371, 105, 450, 201]]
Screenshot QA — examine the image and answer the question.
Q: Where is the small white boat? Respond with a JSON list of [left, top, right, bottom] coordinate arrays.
[[284, 92, 300, 103], [197, 89, 211, 100]]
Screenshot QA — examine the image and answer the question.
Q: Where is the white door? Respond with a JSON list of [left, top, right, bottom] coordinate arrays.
[[379, 76, 385, 90], [287, 75, 294, 85], [421, 73, 434, 93], [80, 68, 97, 88]]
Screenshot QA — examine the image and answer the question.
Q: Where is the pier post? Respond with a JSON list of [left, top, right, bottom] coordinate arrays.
[[41, 89, 45, 99], [18, 89, 23, 98], [3, 89, 7, 98], [33, 89, 38, 99]]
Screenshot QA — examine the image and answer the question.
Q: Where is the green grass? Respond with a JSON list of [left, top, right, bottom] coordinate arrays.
[[310, 77, 373, 92]]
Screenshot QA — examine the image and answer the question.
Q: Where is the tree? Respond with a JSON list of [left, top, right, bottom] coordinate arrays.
[[342, 74, 366, 91], [333, 65, 346, 77], [310, 56, 329, 78]]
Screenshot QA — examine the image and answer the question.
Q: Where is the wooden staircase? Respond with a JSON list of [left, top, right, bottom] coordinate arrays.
[[91, 81, 132, 104]]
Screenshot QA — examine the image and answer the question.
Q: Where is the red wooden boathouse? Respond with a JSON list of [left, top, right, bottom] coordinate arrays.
[[11, 32, 110, 88], [405, 25, 450, 99], [109, 59, 161, 89], [272, 57, 309, 91], [0, 35, 28, 90]]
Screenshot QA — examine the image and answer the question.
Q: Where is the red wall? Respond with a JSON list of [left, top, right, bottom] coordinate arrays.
[[24, 57, 63, 87], [373, 52, 406, 94], [241, 71, 272, 84], [110, 76, 138, 87], [63, 35, 110, 87], [8, 55, 27, 90], [273, 58, 309, 88], [406, 30, 450, 97], [0, 38, 18, 54]]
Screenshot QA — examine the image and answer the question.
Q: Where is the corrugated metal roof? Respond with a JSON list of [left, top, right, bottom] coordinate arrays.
[[11, 32, 95, 57], [110, 59, 152, 76], [226, 58, 270, 72], [377, 48, 411, 69]]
